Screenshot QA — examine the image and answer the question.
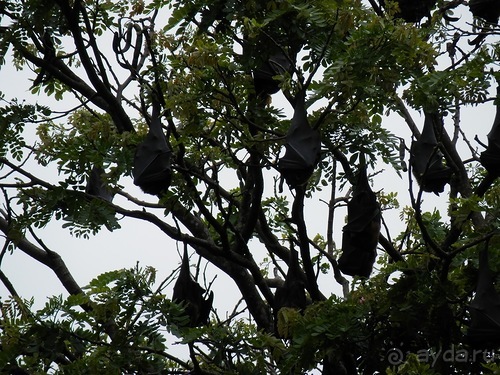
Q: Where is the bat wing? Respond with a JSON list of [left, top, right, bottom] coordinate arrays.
[[172, 248, 213, 327], [338, 168, 381, 278], [253, 52, 292, 96], [343, 168, 381, 232], [133, 115, 172, 195], [380, 0, 436, 22], [467, 247, 500, 348], [480, 87, 500, 175], [85, 166, 114, 202], [274, 249, 307, 311], [469, 0, 500, 23], [410, 113, 451, 194], [278, 93, 321, 187], [338, 229, 378, 278]]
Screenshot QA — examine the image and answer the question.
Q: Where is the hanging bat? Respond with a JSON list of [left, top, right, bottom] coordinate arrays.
[[468, 0, 500, 44], [253, 52, 292, 98], [198, 0, 230, 34], [379, 0, 436, 22], [273, 248, 307, 337], [132, 101, 172, 196], [338, 166, 381, 278], [469, 0, 500, 24], [467, 245, 500, 348], [480, 86, 500, 176], [410, 113, 452, 195], [274, 248, 307, 312], [172, 246, 214, 327], [85, 166, 114, 202], [277, 91, 321, 188]]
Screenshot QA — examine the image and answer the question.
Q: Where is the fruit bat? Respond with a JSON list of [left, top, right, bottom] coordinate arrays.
[[480, 86, 500, 176], [253, 52, 292, 97], [469, 0, 500, 23], [338, 167, 381, 278], [172, 247, 214, 327], [132, 102, 172, 196], [273, 248, 307, 337], [467, 245, 500, 348], [380, 0, 436, 22], [85, 166, 114, 202], [277, 92, 321, 187], [410, 113, 452, 195], [274, 248, 307, 313]]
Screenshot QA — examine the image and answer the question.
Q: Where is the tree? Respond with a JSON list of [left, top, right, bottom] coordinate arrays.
[[1, 0, 500, 373]]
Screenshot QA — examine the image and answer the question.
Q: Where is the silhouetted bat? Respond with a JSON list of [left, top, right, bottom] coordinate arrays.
[[198, 0, 230, 33], [480, 86, 500, 176], [253, 52, 292, 97], [273, 248, 307, 337], [467, 245, 500, 348], [380, 0, 436, 22], [274, 248, 307, 312], [172, 247, 214, 327], [278, 91, 321, 187], [410, 113, 452, 194], [469, 0, 500, 23], [338, 167, 381, 278], [85, 166, 114, 202], [132, 102, 172, 196]]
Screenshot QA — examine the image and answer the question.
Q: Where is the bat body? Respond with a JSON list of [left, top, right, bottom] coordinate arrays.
[[410, 113, 452, 194], [467, 246, 500, 348], [380, 0, 436, 22], [85, 166, 114, 202], [253, 53, 292, 97], [132, 108, 172, 196], [469, 0, 500, 23], [172, 247, 214, 327], [278, 92, 321, 187], [480, 87, 500, 176], [338, 167, 381, 278], [274, 248, 307, 312], [274, 248, 307, 337]]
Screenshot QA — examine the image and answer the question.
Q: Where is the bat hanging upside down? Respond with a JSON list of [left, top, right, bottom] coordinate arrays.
[[410, 112, 452, 195], [253, 52, 292, 98], [278, 90, 321, 188], [467, 244, 500, 348], [469, 0, 500, 24], [480, 84, 500, 176], [338, 166, 381, 278], [172, 246, 214, 327], [379, 0, 436, 22], [132, 102, 172, 196], [85, 166, 114, 202], [273, 247, 307, 337]]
